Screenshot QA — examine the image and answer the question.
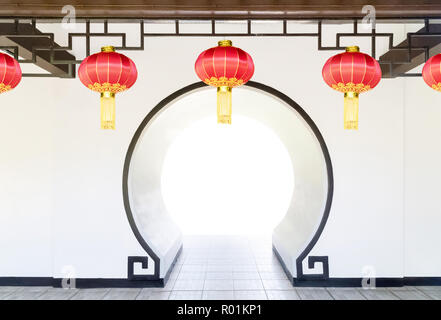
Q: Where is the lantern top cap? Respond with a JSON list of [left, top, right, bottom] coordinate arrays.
[[101, 46, 115, 52], [218, 40, 232, 47], [345, 46, 360, 52]]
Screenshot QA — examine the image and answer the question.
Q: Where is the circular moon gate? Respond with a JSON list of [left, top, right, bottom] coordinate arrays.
[[123, 81, 334, 283]]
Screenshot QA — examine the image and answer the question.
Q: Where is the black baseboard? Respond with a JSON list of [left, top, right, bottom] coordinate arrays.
[[0, 277, 165, 288], [0, 277, 53, 287], [0, 275, 440, 288], [52, 278, 165, 288], [292, 277, 441, 287], [404, 277, 441, 286], [293, 277, 404, 287]]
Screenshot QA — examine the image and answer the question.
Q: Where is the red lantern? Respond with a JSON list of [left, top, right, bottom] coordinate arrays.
[[322, 46, 381, 129], [195, 40, 254, 124], [78, 46, 137, 129], [422, 54, 441, 92], [0, 52, 21, 94]]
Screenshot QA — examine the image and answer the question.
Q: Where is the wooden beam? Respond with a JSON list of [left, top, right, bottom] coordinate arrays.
[[0, 1, 440, 19], [380, 24, 441, 78], [0, 22, 75, 77]]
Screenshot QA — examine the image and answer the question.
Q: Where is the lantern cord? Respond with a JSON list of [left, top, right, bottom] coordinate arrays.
[[344, 92, 359, 130], [101, 92, 116, 130], [217, 86, 232, 124]]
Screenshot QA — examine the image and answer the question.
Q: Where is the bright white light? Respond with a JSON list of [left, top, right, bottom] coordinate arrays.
[[161, 115, 294, 236]]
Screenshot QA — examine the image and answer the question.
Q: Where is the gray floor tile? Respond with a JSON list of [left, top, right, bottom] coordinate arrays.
[[37, 288, 78, 300], [359, 288, 400, 300], [266, 290, 301, 300], [0, 286, 20, 292], [233, 265, 258, 272], [185, 259, 207, 265], [177, 272, 206, 280], [233, 272, 261, 280], [415, 286, 441, 292], [136, 288, 173, 300], [233, 280, 264, 290], [327, 288, 366, 300], [259, 272, 288, 280], [173, 279, 205, 291], [144, 291, 171, 300], [421, 290, 441, 300], [231, 260, 256, 265], [262, 279, 293, 290], [386, 286, 415, 291], [207, 265, 233, 272], [234, 290, 267, 300], [257, 264, 283, 273], [135, 288, 155, 300], [205, 272, 233, 280], [390, 289, 432, 300], [180, 265, 206, 272], [70, 288, 110, 300], [297, 288, 334, 300], [3, 287, 49, 300], [102, 288, 141, 300], [207, 259, 234, 265], [255, 258, 280, 265], [170, 290, 202, 300], [204, 280, 234, 291], [0, 292, 12, 299], [0, 287, 20, 299], [203, 291, 234, 300]]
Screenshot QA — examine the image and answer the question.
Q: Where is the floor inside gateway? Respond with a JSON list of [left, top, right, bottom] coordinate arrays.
[[1, 235, 440, 300]]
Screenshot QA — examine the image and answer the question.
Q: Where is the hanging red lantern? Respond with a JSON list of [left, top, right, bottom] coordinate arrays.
[[422, 54, 441, 92], [0, 52, 21, 94], [78, 46, 137, 129], [195, 40, 254, 124], [322, 46, 381, 130]]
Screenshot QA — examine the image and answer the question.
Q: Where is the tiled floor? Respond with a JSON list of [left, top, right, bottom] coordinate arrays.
[[1, 235, 440, 300]]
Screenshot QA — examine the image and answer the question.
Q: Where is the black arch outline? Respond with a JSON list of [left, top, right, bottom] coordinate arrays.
[[122, 81, 334, 282]]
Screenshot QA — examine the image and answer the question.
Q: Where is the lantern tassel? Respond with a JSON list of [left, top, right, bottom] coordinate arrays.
[[344, 92, 359, 130], [217, 86, 232, 124], [100, 92, 116, 130]]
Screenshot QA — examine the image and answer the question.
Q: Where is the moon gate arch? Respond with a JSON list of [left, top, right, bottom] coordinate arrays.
[[122, 81, 333, 284]]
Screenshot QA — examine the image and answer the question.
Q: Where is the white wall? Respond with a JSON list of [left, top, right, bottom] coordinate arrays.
[[0, 21, 439, 280], [0, 78, 54, 276], [403, 77, 441, 277]]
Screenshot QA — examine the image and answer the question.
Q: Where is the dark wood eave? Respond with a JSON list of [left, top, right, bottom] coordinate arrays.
[[0, 1, 441, 19], [0, 22, 75, 77], [380, 23, 441, 78]]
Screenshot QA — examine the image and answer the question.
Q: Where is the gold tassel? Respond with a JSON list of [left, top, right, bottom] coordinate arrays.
[[344, 92, 359, 130], [100, 92, 116, 130], [217, 86, 232, 124]]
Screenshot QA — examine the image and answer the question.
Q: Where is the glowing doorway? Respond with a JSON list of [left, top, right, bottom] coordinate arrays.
[[161, 115, 294, 236]]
